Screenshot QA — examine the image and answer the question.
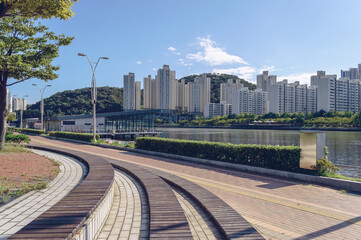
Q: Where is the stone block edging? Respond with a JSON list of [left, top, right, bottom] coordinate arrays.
[[42, 135, 361, 193]]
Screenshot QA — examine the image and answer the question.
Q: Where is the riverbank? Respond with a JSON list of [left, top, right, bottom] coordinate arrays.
[[157, 125, 361, 132]]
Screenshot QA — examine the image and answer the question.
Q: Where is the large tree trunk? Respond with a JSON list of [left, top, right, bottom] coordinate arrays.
[[0, 82, 7, 151]]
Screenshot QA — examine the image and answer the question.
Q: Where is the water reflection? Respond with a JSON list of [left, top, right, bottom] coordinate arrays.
[[158, 128, 361, 178]]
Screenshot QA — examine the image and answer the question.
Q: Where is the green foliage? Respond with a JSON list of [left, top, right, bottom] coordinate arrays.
[[0, 0, 78, 20], [5, 134, 30, 144], [20, 128, 45, 135], [0, 144, 30, 153], [49, 131, 100, 142], [23, 87, 123, 118], [136, 137, 301, 172], [6, 113, 15, 122], [179, 73, 256, 103], [313, 158, 340, 175], [6, 127, 15, 135]]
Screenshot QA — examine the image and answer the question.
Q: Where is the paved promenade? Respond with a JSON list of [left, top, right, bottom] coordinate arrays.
[[29, 136, 361, 240], [0, 150, 84, 239]]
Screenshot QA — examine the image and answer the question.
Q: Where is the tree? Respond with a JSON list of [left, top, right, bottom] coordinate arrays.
[[6, 112, 15, 122], [0, 16, 73, 150], [0, 0, 78, 19]]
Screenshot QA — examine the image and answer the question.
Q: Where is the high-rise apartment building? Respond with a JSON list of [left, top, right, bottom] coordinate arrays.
[[6, 88, 12, 113], [135, 81, 141, 110], [204, 102, 232, 118], [188, 74, 210, 113], [310, 71, 337, 87], [317, 77, 361, 112], [123, 73, 135, 111], [143, 75, 152, 109], [340, 64, 361, 80], [257, 71, 277, 92], [231, 87, 268, 115], [220, 79, 243, 103], [12, 97, 26, 112], [156, 65, 176, 110], [269, 80, 317, 114]]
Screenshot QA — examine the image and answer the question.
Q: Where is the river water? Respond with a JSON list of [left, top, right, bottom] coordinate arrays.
[[158, 127, 361, 178]]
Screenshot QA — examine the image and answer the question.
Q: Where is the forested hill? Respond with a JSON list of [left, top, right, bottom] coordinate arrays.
[[23, 87, 123, 118], [23, 74, 256, 118], [179, 73, 256, 103]]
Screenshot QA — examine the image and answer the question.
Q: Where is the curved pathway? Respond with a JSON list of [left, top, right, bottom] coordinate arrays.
[[97, 170, 149, 240], [0, 150, 85, 239], [29, 136, 361, 240]]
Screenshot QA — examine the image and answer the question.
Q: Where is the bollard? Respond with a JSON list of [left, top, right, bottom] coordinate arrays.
[[300, 130, 326, 169]]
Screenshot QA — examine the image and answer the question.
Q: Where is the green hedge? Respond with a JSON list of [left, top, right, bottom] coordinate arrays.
[[136, 137, 301, 172], [20, 128, 45, 135], [5, 134, 31, 144], [48, 131, 100, 142]]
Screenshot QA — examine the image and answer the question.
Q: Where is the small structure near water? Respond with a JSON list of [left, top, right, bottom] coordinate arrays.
[[300, 130, 326, 169]]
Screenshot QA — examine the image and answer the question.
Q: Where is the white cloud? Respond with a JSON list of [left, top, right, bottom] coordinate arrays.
[[212, 66, 256, 81], [277, 72, 313, 85], [152, 68, 157, 71], [178, 58, 193, 66], [187, 36, 248, 66], [136, 61, 142, 64], [168, 46, 181, 55], [258, 65, 276, 74]]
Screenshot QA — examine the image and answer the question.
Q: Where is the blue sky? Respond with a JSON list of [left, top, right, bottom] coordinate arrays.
[[7, 0, 361, 103]]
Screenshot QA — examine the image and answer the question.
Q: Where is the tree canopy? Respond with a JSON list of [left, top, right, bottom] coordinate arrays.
[[0, 0, 78, 19], [23, 87, 124, 118], [0, 16, 73, 150]]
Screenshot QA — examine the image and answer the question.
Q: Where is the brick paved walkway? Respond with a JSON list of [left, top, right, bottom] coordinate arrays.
[[30, 136, 361, 240], [97, 170, 148, 240], [0, 150, 84, 239]]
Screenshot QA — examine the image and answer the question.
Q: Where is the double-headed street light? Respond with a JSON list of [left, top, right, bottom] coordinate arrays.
[[32, 84, 51, 131], [78, 53, 109, 141]]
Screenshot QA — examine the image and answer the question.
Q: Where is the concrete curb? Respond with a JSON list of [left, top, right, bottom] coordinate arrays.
[[42, 135, 361, 193]]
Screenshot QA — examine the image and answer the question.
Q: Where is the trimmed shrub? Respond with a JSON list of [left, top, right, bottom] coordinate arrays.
[[48, 131, 100, 142], [5, 134, 31, 144], [20, 128, 45, 135], [136, 137, 301, 172]]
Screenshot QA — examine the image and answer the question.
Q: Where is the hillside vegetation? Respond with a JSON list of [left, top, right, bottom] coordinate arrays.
[[23, 87, 123, 118]]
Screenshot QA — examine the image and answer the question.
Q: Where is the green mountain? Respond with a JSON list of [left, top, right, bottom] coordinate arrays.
[[23, 74, 256, 118], [179, 73, 256, 103], [23, 86, 123, 118]]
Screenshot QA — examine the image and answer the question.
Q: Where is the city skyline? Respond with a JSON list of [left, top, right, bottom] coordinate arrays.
[[5, 0, 361, 104]]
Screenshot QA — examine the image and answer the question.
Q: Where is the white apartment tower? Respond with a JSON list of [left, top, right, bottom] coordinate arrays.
[[156, 65, 176, 110], [310, 70, 337, 87], [189, 74, 210, 113], [257, 71, 277, 92], [12, 98, 26, 112], [123, 73, 135, 111], [317, 77, 361, 112], [220, 79, 243, 103], [6, 88, 12, 113], [204, 102, 232, 118], [135, 81, 141, 110], [231, 87, 268, 115], [143, 75, 152, 109]]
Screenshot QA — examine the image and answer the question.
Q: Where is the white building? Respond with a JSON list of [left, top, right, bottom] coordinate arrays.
[[187, 74, 210, 113], [269, 80, 316, 114], [143, 75, 152, 109], [204, 101, 232, 118], [123, 73, 135, 111], [257, 71, 277, 92], [310, 70, 337, 87], [156, 65, 176, 110], [6, 88, 12, 113], [317, 77, 361, 112], [341, 64, 361, 80], [220, 79, 243, 103], [231, 87, 268, 115], [12, 98, 26, 112], [135, 81, 141, 110]]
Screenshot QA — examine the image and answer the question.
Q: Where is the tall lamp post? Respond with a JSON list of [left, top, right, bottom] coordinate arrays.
[[32, 84, 51, 131], [78, 53, 109, 141]]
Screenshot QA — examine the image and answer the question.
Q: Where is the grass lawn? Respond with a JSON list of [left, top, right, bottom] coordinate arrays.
[[0, 144, 60, 205]]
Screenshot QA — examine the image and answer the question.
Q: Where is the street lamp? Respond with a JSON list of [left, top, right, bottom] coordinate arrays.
[[78, 53, 109, 141], [32, 84, 51, 131]]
